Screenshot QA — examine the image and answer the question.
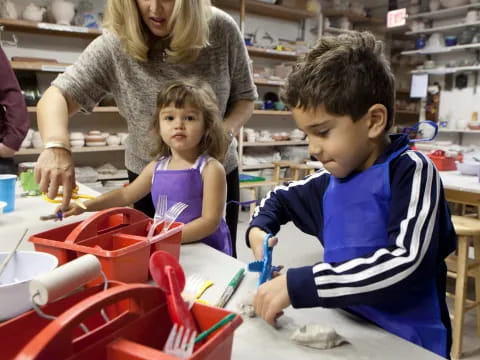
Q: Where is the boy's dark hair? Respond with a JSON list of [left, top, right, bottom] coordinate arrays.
[[152, 77, 228, 162], [281, 31, 395, 131]]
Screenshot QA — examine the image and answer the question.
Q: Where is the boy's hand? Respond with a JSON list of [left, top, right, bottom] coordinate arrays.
[[253, 274, 291, 326], [55, 202, 86, 218]]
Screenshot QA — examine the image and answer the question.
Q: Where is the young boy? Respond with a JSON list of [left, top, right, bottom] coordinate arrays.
[[246, 31, 456, 358]]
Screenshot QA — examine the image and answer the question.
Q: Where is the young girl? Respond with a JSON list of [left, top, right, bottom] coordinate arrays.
[[60, 78, 232, 255]]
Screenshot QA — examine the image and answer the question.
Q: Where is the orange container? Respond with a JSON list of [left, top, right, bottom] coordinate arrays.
[[29, 208, 183, 283], [11, 283, 242, 360], [427, 150, 457, 171]]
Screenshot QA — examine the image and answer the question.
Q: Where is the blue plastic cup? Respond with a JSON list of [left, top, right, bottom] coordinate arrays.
[[0, 174, 17, 213]]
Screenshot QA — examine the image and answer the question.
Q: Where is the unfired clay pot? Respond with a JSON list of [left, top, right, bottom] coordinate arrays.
[[50, 0, 75, 25]]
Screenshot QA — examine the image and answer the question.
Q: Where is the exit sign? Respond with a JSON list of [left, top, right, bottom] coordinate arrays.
[[387, 8, 407, 28]]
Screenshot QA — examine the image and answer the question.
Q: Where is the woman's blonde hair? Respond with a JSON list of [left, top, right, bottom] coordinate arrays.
[[103, 0, 212, 63], [152, 78, 228, 162]]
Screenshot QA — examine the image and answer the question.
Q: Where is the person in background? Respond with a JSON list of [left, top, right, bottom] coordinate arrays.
[[247, 31, 456, 358], [0, 46, 29, 174], [34, 0, 256, 258], [60, 78, 232, 255]]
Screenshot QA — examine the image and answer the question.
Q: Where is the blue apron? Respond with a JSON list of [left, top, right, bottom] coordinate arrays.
[[150, 155, 232, 255], [323, 144, 448, 358]]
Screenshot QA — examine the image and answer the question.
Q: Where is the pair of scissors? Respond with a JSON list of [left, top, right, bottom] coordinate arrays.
[[247, 233, 281, 287], [402, 120, 438, 142], [41, 185, 95, 210]]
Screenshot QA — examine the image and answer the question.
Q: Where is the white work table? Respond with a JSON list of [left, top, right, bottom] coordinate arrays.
[[1, 183, 444, 359], [439, 170, 480, 208]]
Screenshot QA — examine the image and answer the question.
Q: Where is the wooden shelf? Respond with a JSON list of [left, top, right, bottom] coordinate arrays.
[[213, 0, 317, 21], [408, 4, 480, 21], [97, 170, 129, 181], [254, 79, 286, 87], [253, 110, 292, 116], [243, 140, 307, 147], [402, 43, 480, 56], [322, 9, 384, 24], [27, 106, 119, 113], [11, 60, 71, 72], [242, 163, 275, 170], [396, 110, 419, 115], [411, 65, 480, 75], [0, 18, 101, 39], [17, 145, 125, 155], [406, 21, 480, 36], [247, 46, 298, 60]]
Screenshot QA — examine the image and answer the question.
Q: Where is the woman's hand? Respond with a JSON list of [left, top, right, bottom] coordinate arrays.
[[35, 148, 75, 210]]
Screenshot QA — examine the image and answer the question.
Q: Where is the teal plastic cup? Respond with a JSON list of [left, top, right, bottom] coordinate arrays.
[[0, 174, 17, 213]]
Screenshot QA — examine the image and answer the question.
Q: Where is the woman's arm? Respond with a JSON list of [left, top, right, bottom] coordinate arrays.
[[223, 99, 254, 135], [35, 86, 80, 208], [61, 161, 155, 217], [181, 159, 227, 243]]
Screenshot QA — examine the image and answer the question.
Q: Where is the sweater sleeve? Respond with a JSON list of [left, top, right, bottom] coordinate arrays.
[[220, 10, 257, 103], [287, 151, 453, 308], [0, 47, 29, 151], [246, 170, 330, 246], [51, 32, 115, 112]]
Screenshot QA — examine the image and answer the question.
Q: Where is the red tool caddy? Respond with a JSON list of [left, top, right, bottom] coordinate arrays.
[[29, 208, 183, 283], [0, 283, 242, 360], [427, 150, 457, 171]]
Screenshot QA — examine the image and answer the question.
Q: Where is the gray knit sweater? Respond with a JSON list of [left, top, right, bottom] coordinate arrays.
[[52, 7, 257, 174]]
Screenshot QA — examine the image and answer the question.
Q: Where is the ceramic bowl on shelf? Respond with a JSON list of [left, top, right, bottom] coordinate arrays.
[[444, 36, 457, 47]]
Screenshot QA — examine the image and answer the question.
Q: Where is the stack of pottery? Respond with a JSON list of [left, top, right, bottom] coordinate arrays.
[[85, 131, 106, 147], [70, 132, 85, 148]]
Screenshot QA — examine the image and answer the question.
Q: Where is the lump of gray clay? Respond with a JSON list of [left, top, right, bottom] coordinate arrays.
[[291, 323, 347, 349]]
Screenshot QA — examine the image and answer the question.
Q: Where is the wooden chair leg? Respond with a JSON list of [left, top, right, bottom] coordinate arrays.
[[452, 236, 469, 360], [473, 237, 480, 337], [248, 188, 256, 218]]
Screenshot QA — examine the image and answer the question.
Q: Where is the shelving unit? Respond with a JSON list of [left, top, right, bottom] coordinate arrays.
[[16, 145, 125, 156], [246, 46, 298, 61], [406, 21, 480, 36], [243, 140, 307, 147], [411, 64, 480, 75], [402, 43, 480, 56], [213, 0, 316, 21], [27, 106, 119, 113], [408, 4, 480, 21], [0, 18, 101, 39]]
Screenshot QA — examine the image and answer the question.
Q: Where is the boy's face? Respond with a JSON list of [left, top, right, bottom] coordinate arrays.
[[159, 102, 205, 157], [293, 105, 377, 178]]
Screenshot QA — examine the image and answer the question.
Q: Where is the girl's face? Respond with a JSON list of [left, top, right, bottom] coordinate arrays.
[[136, 0, 175, 37], [159, 103, 206, 158]]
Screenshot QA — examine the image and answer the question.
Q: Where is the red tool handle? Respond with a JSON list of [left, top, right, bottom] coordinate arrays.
[[65, 207, 148, 243], [430, 149, 445, 157], [165, 265, 198, 331], [16, 284, 164, 360]]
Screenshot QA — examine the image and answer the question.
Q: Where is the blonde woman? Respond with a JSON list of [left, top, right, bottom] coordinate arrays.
[[35, 0, 257, 257]]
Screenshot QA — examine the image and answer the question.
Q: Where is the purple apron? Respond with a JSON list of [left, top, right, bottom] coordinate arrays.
[[150, 155, 232, 255]]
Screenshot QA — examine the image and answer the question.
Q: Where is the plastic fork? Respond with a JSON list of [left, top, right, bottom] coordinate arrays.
[[163, 323, 196, 359], [162, 202, 188, 232], [182, 274, 214, 309], [147, 194, 167, 240]]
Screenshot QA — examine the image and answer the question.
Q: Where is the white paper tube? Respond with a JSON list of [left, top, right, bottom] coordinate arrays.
[[29, 254, 102, 306]]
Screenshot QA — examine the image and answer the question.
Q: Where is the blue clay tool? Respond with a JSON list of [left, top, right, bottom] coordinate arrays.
[[248, 233, 281, 287]]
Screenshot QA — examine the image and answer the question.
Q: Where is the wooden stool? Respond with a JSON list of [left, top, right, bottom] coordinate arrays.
[[239, 180, 278, 218], [447, 215, 480, 359], [271, 160, 297, 183], [290, 163, 318, 180]]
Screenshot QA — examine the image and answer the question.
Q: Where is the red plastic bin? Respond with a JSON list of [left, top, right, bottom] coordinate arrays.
[[29, 208, 183, 283], [427, 150, 457, 171], [11, 283, 242, 360]]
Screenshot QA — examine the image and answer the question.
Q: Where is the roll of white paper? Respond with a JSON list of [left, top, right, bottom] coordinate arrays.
[[29, 254, 102, 306]]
